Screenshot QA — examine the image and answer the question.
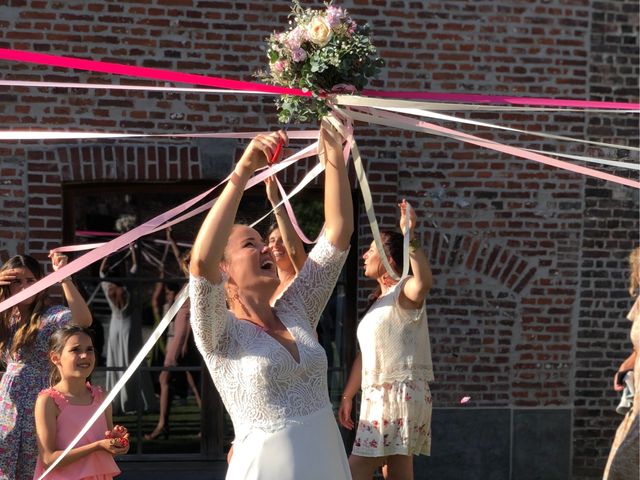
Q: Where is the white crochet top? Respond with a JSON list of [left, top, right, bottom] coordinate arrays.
[[357, 278, 434, 388]]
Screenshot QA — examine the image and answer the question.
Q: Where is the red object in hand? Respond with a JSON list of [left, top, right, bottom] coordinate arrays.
[[269, 138, 285, 166]]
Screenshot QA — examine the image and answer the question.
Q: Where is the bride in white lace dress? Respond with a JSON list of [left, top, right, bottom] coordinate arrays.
[[189, 119, 353, 480]]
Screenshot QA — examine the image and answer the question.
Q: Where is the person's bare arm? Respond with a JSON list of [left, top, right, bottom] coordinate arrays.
[[338, 352, 362, 430], [398, 201, 433, 310], [265, 176, 307, 273], [191, 132, 287, 282], [319, 118, 353, 251], [50, 253, 92, 327]]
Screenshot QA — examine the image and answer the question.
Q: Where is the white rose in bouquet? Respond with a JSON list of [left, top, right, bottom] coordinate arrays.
[[308, 16, 332, 46]]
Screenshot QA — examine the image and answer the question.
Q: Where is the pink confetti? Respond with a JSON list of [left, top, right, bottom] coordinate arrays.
[[460, 396, 471, 404]]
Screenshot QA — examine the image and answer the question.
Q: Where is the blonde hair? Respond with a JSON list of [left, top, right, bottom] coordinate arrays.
[[629, 247, 640, 297], [0, 255, 49, 357]]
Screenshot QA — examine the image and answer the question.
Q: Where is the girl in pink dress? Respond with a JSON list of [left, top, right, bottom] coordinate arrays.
[[33, 325, 128, 480]]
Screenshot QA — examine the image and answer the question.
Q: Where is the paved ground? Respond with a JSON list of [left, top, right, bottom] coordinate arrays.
[[119, 461, 227, 480]]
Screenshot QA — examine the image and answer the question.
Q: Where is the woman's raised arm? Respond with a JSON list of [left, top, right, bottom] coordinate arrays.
[[190, 131, 287, 283], [398, 201, 433, 309], [319, 117, 353, 251], [265, 176, 307, 273]]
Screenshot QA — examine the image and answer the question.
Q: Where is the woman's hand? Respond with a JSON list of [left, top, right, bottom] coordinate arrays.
[[399, 199, 416, 237], [319, 114, 345, 161], [264, 175, 280, 206], [238, 131, 288, 172], [338, 397, 354, 430], [0, 268, 18, 286], [49, 252, 68, 271]]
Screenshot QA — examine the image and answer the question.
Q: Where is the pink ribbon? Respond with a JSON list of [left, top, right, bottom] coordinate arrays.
[[0, 48, 309, 97], [0, 48, 637, 110], [361, 89, 640, 110], [347, 107, 640, 189], [0, 141, 321, 314]]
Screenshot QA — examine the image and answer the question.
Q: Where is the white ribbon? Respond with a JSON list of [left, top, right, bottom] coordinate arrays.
[[0, 79, 277, 95], [367, 105, 640, 152], [336, 94, 640, 113], [0, 130, 319, 141]]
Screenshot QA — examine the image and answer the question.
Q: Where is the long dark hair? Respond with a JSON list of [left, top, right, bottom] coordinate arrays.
[[366, 231, 405, 309], [0, 255, 49, 357], [48, 325, 95, 386]]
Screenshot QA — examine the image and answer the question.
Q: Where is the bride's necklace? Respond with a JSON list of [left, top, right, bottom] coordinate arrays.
[[239, 316, 286, 334]]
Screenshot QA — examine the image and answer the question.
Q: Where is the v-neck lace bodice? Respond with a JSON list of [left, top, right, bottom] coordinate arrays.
[[190, 235, 348, 440]]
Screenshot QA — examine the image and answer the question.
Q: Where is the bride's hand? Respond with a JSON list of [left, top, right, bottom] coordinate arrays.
[[238, 131, 288, 172]]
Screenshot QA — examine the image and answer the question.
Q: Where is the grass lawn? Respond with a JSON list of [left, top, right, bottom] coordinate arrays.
[[113, 397, 202, 455]]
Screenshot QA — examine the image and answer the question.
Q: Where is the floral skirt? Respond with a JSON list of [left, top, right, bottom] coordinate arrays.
[[352, 379, 432, 458]]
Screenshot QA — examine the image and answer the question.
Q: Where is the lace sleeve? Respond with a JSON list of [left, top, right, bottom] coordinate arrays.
[[189, 274, 232, 357], [281, 234, 349, 329]]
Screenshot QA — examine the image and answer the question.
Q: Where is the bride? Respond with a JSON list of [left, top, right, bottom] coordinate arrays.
[[189, 117, 353, 479]]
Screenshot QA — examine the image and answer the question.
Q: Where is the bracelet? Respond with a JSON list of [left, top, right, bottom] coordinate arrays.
[[409, 237, 421, 252], [341, 394, 352, 401]]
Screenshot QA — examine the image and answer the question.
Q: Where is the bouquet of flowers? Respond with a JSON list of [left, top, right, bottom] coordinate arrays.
[[259, 1, 384, 123]]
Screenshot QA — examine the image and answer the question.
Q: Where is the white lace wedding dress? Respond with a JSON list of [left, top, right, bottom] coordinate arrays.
[[190, 235, 351, 480]]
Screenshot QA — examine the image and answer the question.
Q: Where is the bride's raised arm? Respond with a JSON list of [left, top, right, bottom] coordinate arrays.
[[190, 131, 288, 283], [320, 117, 353, 251]]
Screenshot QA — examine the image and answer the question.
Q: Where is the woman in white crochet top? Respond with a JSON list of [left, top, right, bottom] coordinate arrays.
[[189, 118, 353, 480], [339, 202, 433, 480]]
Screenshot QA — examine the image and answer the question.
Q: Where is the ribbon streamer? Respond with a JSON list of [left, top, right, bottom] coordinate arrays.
[[0, 48, 307, 97], [1, 48, 638, 109], [336, 94, 640, 113], [0, 140, 320, 314], [340, 107, 640, 189], [370, 106, 640, 152], [0, 130, 319, 141], [0, 79, 278, 95]]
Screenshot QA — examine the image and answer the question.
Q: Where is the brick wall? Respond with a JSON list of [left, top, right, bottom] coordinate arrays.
[[0, 1, 638, 478]]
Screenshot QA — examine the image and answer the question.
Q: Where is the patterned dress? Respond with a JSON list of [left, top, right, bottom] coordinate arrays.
[[0, 306, 71, 480], [604, 297, 640, 479], [190, 235, 351, 480], [353, 278, 434, 457]]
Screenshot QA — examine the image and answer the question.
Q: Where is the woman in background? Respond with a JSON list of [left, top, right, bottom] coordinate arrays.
[[0, 253, 92, 480], [603, 246, 640, 479], [339, 201, 433, 480]]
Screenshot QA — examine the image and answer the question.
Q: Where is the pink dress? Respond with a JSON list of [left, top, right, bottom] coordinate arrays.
[[32, 384, 121, 480]]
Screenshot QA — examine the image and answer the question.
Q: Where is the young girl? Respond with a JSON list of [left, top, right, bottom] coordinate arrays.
[[33, 325, 128, 479]]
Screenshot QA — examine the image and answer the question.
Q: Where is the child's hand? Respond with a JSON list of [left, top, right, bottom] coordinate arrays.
[[105, 425, 128, 439], [97, 438, 129, 455], [104, 425, 130, 452]]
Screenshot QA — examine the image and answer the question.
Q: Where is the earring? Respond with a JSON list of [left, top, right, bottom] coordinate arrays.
[[225, 287, 240, 306]]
